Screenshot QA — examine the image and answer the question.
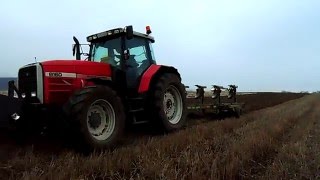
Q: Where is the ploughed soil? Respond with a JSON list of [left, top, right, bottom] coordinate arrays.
[[0, 92, 310, 179]]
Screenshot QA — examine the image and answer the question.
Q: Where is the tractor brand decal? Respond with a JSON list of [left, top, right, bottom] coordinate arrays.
[[45, 72, 77, 78], [48, 72, 62, 77]]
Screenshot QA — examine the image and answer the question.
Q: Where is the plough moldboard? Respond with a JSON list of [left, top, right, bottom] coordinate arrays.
[[184, 84, 245, 118]]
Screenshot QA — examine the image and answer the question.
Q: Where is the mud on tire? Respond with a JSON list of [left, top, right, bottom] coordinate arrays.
[[63, 85, 125, 151], [146, 73, 187, 132]]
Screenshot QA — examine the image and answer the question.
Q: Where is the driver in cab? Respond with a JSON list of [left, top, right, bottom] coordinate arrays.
[[100, 48, 120, 67]]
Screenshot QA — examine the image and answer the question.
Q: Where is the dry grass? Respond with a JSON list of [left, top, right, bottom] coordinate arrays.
[[260, 99, 320, 179], [0, 93, 317, 179]]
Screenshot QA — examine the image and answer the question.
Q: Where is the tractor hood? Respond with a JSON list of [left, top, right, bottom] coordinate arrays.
[[40, 60, 112, 78]]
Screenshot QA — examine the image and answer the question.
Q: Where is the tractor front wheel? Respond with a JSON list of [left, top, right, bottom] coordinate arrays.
[[64, 86, 125, 151]]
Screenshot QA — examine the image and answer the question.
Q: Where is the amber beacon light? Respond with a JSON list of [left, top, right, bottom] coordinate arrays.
[[146, 26, 152, 35]]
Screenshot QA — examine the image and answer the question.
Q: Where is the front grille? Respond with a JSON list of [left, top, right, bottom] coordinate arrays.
[[18, 65, 38, 102]]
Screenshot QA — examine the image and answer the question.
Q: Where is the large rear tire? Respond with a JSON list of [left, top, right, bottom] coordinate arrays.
[[64, 86, 125, 151], [147, 73, 187, 132]]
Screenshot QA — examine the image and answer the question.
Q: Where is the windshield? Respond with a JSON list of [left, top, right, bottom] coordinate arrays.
[[90, 37, 122, 67]]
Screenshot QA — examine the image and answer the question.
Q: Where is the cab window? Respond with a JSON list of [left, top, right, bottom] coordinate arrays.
[[126, 37, 151, 75], [91, 37, 121, 67]]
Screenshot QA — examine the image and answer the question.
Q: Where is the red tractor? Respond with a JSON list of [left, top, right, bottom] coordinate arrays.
[[1, 25, 187, 150]]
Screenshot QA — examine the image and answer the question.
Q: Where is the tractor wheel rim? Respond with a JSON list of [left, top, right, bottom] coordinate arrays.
[[86, 99, 115, 141], [163, 85, 183, 124]]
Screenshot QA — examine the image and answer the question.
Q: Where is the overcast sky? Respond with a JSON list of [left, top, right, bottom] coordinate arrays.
[[0, 0, 319, 92]]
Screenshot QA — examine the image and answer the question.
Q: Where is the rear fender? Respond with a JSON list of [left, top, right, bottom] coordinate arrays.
[[138, 64, 181, 93]]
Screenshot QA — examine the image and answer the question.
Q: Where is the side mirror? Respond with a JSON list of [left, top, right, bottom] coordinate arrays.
[[125, 25, 133, 40]]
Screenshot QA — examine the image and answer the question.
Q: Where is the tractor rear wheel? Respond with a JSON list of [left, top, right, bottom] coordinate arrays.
[[147, 73, 187, 132], [64, 86, 125, 151]]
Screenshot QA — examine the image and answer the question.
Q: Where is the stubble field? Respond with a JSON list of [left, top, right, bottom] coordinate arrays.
[[1, 92, 319, 179]]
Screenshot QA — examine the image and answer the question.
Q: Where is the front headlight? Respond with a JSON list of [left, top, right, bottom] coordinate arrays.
[[31, 92, 36, 97]]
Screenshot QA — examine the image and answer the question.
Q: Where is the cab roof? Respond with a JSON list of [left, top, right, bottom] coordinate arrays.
[[86, 27, 155, 43]]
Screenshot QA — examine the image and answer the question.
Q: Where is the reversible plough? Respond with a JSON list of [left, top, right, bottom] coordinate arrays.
[[185, 84, 245, 117]]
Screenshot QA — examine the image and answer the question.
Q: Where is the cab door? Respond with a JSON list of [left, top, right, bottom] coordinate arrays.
[[124, 36, 154, 90]]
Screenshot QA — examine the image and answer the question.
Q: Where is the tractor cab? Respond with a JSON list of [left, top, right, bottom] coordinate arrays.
[[73, 26, 156, 92]]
